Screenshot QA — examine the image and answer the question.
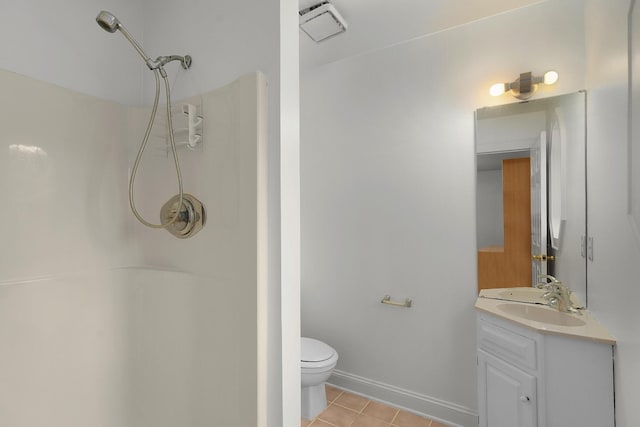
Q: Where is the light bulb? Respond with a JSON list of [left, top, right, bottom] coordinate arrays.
[[490, 83, 507, 97], [544, 70, 559, 85]]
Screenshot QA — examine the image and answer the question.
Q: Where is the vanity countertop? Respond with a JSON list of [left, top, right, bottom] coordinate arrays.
[[475, 293, 616, 345]]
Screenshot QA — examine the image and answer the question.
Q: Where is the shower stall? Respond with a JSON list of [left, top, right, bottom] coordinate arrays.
[[0, 1, 290, 425]]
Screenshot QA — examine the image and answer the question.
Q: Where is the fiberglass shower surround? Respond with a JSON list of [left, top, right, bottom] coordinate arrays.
[[0, 64, 269, 427], [96, 10, 205, 239]]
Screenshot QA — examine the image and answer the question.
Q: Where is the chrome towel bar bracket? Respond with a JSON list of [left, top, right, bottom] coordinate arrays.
[[381, 295, 412, 308]]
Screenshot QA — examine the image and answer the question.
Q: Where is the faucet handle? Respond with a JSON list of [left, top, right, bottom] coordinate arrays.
[[546, 283, 561, 292], [540, 280, 578, 313], [536, 274, 559, 289], [536, 281, 560, 291]]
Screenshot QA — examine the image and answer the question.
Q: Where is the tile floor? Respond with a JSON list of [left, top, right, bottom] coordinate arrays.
[[301, 385, 449, 427]]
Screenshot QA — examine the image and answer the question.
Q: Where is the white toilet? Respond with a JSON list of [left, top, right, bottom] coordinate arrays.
[[301, 337, 339, 420]]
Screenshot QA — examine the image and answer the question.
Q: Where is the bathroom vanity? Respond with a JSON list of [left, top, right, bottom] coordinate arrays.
[[475, 292, 615, 427]]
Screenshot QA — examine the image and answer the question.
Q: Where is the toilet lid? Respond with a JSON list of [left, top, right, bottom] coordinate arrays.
[[301, 337, 336, 362]]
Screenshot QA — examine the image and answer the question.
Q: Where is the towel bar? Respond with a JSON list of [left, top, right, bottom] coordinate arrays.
[[381, 295, 412, 308]]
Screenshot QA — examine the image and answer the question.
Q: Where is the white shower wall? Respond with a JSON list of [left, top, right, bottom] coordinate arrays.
[[0, 272, 132, 427], [0, 66, 268, 426], [126, 267, 261, 427], [131, 73, 269, 426], [0, 63, 135, 427], [0, 267, 202, 427], [0, 68, 136, 280]]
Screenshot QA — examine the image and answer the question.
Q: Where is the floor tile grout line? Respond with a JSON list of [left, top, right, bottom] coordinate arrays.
[[389, 408, 399, 425], [331, 400, 369, 415], [308, 386, 441, 427], [361, 399, 372, 415], [329, 389, 344, 404], [363, 403, 400, 425]]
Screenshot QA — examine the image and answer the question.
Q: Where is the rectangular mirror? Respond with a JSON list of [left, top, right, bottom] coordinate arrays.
[[475, 92, 587, 305]]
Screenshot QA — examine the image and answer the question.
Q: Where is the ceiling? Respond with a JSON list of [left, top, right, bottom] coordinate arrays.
[[299, 0, 545, 68]]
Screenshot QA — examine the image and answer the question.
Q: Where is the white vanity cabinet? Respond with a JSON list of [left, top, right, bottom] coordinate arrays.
[[476, 311, 615, 427]]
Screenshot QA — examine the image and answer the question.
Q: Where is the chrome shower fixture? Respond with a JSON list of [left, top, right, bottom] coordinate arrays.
[[96, 10, 205, 239], [95, 10, 120, 33], [160, 194, 206, 239], [96, 11, 192, 75]]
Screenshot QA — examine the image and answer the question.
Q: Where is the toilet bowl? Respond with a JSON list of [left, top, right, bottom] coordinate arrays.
[[301, 337, 339, 420]]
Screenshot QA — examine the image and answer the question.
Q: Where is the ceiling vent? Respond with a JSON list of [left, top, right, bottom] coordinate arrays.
[[299, 2, 348, 43]]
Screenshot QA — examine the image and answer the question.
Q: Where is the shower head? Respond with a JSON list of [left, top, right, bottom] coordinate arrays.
[[96, 10, 120, 33], [96, 10, 151, 63], [96, 10, 192, 73]]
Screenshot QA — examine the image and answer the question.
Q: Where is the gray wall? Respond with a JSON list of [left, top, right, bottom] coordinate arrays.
[[476, 169, 504, 249], [585, 1, 640, 426], [301, 1, 586, 425]]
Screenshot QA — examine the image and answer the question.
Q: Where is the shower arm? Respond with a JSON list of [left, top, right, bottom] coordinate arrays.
[[152, 55, 192, 71], [115, 24, 192, 75], [145, 56, 192, 77]]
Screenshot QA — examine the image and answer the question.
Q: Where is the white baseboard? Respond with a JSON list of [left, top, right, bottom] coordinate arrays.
[[328, 370, 478, 427]]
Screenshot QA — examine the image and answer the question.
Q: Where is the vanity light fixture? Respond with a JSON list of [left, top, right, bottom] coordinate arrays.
[[490, 71, 559, 100]]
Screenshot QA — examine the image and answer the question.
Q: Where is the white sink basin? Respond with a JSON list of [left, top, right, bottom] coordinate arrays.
[[496, 303, 586, 327]]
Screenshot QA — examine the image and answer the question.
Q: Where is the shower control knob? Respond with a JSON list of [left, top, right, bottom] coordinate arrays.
[[160, 193, 206, 239]]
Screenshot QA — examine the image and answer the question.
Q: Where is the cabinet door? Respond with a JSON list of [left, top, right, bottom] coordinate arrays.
[[478, 350, 537, 427]]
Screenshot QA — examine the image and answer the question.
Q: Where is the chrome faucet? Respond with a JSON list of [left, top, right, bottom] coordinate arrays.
[[535, 275, 581, 314], [535, 274, 560, 287]]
